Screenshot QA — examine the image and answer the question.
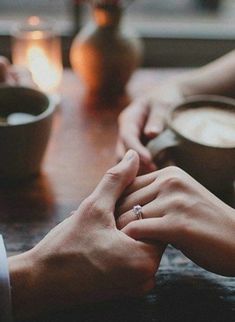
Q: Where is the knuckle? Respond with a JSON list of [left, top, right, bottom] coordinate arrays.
[[170, 192, 197, 214], [164, 176, 183, 190], [91, 201, 107, 217], [168, 166, 185, 177], [170, 194, 185, 210], [105, 168, 122, 183], [80, 196, 95, 211], [80, 197, 106, 217], [162, 167, 186, 190]]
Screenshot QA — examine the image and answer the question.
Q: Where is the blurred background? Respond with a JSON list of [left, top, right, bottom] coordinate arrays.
[[0, 0, 234, 67]]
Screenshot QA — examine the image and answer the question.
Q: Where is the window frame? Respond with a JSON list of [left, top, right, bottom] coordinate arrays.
[[0, 2, 234, 67]]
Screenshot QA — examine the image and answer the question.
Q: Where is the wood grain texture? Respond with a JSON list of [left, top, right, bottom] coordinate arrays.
[[0, 69, 234, 321]]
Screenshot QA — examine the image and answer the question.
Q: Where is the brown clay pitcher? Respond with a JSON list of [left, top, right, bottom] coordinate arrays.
[[70, 4, 142, 102]]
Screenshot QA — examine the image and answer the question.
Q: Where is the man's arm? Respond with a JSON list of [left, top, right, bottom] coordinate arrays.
[[0, 235, 13, 322]]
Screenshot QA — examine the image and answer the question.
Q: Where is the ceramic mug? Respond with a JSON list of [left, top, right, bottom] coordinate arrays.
[[0, 86, 56, 181], [147, 95, 235, 196]]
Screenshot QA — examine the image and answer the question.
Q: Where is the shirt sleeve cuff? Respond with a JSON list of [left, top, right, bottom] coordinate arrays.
[[0, 235, 13, 322]]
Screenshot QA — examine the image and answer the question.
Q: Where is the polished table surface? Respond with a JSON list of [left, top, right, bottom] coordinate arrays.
[[0, 69, 235, 322]]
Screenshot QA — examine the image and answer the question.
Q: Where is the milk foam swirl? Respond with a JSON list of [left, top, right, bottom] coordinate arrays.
[[172, 107, 235, 148]]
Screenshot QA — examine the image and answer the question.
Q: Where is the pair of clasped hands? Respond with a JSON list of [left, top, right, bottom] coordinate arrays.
[[1, 56, 234, 320], [11, 149, 235, 319]]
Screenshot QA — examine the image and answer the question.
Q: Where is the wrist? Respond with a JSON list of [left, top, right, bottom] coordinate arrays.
[[155, 80, 186, 109], [8, 250, 39, 320], [217, 205, 235, 276]]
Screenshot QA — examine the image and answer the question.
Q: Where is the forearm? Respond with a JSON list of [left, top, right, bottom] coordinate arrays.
[[170, 50, 235, 98], [221, 207, 235, 276]]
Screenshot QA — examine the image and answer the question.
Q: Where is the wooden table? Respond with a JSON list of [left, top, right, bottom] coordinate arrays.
[[0, 69, 234, 322]]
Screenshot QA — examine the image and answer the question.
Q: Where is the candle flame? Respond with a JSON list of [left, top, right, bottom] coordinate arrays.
[[27, 46, 62, 93]]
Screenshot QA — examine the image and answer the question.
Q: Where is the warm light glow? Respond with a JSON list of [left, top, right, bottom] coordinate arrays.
[[28, 16, 41, 26], [26, 45, 61, 92], [12, 17, 62, 94]]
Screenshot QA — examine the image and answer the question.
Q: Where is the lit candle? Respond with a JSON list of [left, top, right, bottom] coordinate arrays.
[[12, 16, 63, 94]]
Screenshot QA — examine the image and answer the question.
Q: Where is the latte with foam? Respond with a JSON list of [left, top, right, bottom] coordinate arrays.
[[172, 107, 235, 148]]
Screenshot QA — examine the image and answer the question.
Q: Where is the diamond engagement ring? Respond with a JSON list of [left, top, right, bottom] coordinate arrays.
[[133, 205, 143, 220]]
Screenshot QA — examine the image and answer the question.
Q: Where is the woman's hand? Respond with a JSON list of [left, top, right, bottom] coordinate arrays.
[[0, 56, 34, 87], [117, 50, 235, 174], [117, 82, 184, 174], [8, 151, 164, 320], [117, 166, 235, 277]]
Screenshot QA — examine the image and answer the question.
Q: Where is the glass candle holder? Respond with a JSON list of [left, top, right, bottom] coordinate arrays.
[[12, 16, 63, 94]]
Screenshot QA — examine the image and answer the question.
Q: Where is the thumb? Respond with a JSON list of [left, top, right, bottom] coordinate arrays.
[[122, 218, 170, 243], [91, 150, 140, 211], [144, 106, 165, 139]]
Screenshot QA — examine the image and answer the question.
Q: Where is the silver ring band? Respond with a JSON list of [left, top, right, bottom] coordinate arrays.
[[133, 205, 143, 220]]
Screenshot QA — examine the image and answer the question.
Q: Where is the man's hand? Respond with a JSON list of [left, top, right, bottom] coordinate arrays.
[[117, 83, 184, 174], [8, 151, 164, 319], [117, 166, 235, 277], [0, 56, 34, 87]]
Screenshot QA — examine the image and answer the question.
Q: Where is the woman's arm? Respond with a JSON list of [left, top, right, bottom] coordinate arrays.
[[180, 50, 235, 97]]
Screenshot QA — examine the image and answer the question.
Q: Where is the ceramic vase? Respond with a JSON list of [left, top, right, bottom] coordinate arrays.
[[70, 5, 142, 102]]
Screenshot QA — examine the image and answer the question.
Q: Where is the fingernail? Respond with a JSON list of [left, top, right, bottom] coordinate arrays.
[[124, 149, 136, 161]]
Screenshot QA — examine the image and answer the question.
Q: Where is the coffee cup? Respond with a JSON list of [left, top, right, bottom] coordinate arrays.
[[0, 86, 56, 181], [147, 95, 235, 197]]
